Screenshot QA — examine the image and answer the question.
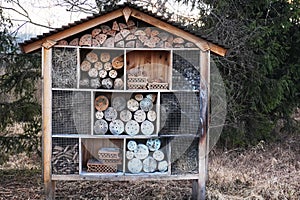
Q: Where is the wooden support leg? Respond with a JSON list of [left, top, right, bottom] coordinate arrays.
[[192, 179, 205, 200], [45, 180, 56, 200]]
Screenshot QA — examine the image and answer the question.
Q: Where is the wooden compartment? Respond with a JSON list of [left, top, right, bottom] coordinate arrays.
[[125, 138, 169, 174], [126, 50, 171, 90], [81, 138, 123, 173], [79, 49, 124, 89], [52, 138, 79, 175], [93, 92, 159, 136]]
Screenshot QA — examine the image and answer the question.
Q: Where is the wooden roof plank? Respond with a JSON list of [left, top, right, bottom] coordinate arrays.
[[21, 9, 123, 53]]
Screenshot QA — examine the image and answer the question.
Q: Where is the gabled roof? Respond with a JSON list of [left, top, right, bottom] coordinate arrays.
[[19, 3, 226, 56]]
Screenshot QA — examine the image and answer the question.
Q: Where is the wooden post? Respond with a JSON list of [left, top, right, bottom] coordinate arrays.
[[192, 50, 210, 200], [42, 46, 55, 199]]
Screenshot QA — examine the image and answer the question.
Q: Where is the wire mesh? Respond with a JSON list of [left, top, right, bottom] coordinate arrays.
[[172, 50, 200, 90], [171, 137, 199, 174], [52, 90, 91, 135], [160, 91, 200, 136], [52, 47, 78, 88], [52, 137, 79, 175]]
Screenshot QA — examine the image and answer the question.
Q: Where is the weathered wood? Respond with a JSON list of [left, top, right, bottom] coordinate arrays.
[[101, 25, 111, 33], [125, 41, 135, 48], [114, 32, 123, 43], [95, 33, 107, 44], [123, 7, 132, 23], [125, 34, 137, 41], [92, 28, 101, 38], [107, 30, 116, 37], [112, 21, 120, 31], [115, 40, 125, 48], [69, 38, 79, 46], [79, 34, 92, 46], [119, 23, 127, 30], [102, 37, 115, 47], [120, 29, 131, 38], [58, 40, 68, 45], [42, 47, 55, 199]]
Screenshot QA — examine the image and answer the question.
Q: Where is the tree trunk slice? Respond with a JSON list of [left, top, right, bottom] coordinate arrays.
[[151, 30, 160, 37], [158, 160, 168, 172], [127, 20, 135, 27], [119, 23, 128, 30], [88, 68, 98, 78], [69, 38, 79, 46], [125, 120, 139, 136], [115, 41, 125, 48], [94, 119, 108, 134], [99, 69, 107, 78], [101, 78, 114, 89], [104, 107, 118, 121], [94, 61, 103, 70], [153, 150, 164, 161], [109, 69, 118, 79], [95, 34, 107, 44], [185, 42, 196, 48], [114, 32, 123, 43], [135, 144, 149, 159], [126, 34, 137, 41], [121, 29, 131, 38], [135, 30, 146, 36], [114, 78, 124, 89], [90, 78, 101, 88], [112, 21, 120, 31], [144, 27, 152, 37], [141, 120, 154, 135], [100, 52, 111, 62], [102, 37, 114, 47], [107, 30, 116, 37], [58, 40, 68, 45], [134, 94, 144, 101], [173, 37, 185, 44], [147, 110, 157, 122], [92, 28, 101, 38], [127, 158, 142, 174], [158, 32, 169, 41], [143, 156, 157, 173], [109, 119, 124, 135], [95, 111, 104, 119], [80, 60, 91, 72], [104, 62, 112, 71], [127, 140, 138, 151], [125, 41, 135, 48], [79, 34, 92, 46], [112, 56, 124, 69], [112, 96, 126, 111], [134, 110, 146, 123], [92, 39, 101, 47], [86, 52, 98, 63], [101, 25, 111, 33], [140, 98, 153, 111], [127, 99, 139, 112], [120, 110, 132, 122], [94, 95, 109, 111]]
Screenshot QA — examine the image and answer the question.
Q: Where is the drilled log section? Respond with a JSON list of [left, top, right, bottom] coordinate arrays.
[[79, 51, 124, 89], [57, 20, 197, 48]]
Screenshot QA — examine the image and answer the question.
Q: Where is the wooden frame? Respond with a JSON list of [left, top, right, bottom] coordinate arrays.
[[23, 5, 226, 200]]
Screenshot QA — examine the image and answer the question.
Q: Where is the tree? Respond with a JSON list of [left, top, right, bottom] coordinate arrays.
[[0, 6, 41, 164], [191, 0, 300, 147]]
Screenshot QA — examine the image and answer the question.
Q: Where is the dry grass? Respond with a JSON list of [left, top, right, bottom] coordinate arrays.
[[0, 134, 299, 199]]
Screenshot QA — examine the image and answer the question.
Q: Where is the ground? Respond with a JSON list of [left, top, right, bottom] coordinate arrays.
[[0, 134, 299, 200]]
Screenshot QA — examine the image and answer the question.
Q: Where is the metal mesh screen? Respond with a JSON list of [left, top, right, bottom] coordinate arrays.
[[52, 47, 78, 88], [52, 90, 91, 135], [172, 50, 200, 90], [52, 137, 79, 175], [160, 91, 200, 136], [171, 137, 199, 174]]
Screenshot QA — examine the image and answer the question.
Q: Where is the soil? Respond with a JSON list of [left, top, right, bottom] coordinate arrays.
[[0, 134, 299, 200]]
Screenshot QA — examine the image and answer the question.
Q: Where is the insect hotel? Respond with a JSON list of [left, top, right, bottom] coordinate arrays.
[[20, 3, 226, 200]]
